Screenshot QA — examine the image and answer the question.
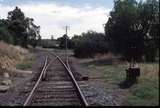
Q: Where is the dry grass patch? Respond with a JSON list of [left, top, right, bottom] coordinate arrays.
[[123, 63, 159, 106], [0, 41, 29, 74], [16, 53, 36, 71]]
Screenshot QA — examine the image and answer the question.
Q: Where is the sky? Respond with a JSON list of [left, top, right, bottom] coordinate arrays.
[[0, 0, 114, 39]]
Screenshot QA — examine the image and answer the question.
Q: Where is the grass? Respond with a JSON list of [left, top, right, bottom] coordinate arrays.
[[102, 62, 159, 106], [16, 54, 36, 70], [125, 75, 159, 106], [16, 62, 33, 70], [104, 65, 126, 82], [80, 54, 159, 106], [126, 84, 159, 106]]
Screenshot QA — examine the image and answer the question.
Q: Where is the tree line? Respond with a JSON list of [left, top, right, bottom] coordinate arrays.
[[57, 0, 159, 62], [0, 1, 159, 62], [57, 31, 108, 58], [0, 6, 41, 48]]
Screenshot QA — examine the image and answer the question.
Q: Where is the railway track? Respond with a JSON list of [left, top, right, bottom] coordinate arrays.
[[23, 51, 88, 106]]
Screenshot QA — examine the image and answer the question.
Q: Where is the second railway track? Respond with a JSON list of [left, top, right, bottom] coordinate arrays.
[[23, 51, 88, 106]]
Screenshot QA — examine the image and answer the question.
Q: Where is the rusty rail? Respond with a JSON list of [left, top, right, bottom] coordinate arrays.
[[23, 56, 48, 106], [52, 53, 89, 107], [23, 50, 88, 106], [42, 57, 57, 80]]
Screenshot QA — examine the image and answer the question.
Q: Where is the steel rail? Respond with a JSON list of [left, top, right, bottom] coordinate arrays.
[[23, 49, 88, 106], [51, 53, 89, 107], [42, 57, 58, 80], [23, 56, 48, 106]]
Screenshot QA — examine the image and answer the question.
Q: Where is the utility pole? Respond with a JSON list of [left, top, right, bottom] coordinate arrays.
[[64, 26, 70, 65]]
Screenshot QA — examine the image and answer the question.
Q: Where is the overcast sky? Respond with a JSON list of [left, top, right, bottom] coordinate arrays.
[[0, 0, 113, 39]]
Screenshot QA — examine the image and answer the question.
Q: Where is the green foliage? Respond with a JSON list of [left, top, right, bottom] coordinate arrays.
[[0, 19, 13, 44], [126, 96, 148, 106], [0, 6, 41, 48], [126, 80, 159, 106], [144, 40, 157, 62], [27, 18, 41, 48], [104, 65, 126, 82], [105, 0, 159, 62], [133, 87, 156, 99], [16, 55, 36, 70], [0, 27, 14, 44], [8, 7, 27, 47], [103, 63, 159, 106], [16, 62, 32, 70], [57, 34, 74, 49], [72, 31, 108, 58]]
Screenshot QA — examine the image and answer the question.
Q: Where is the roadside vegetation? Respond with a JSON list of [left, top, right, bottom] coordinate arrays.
[[16, 54, 36, 70], [104, 63, 159, 106], [56, 0, 159, 63], [81, 58, 159, 106], [72, 31, 108, 58], [57, 31, 108, 58], [125, 63, 159, 106]]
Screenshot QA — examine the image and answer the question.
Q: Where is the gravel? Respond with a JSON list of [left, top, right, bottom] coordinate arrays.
[[70, 56, 120, 106]]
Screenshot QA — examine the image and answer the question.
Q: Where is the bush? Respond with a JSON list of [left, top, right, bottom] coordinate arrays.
[[145, 44, 156, 62], [72, 31, 109, 58], [0, 27, 14, 44], [74, 41, 95, 58]]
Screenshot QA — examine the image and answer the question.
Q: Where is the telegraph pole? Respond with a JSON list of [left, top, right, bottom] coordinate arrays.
[[64, 26, 70, 65]]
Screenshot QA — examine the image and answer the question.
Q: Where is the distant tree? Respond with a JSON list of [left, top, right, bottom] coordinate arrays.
[[72, 31, 108, 58], [57, 34, 71, 49], [37, 33, 42, 46]]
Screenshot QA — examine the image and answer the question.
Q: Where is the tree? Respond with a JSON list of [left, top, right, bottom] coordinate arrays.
[[139, 0, 159, 62], [0, 19, 14, 44], [6, 7, 41, 48], [57, 34, 71, 49], [72, 31, 108, 58], [8, 6, 28, 48], [105, 0, 159, 62], [26, 18, 41, 48]]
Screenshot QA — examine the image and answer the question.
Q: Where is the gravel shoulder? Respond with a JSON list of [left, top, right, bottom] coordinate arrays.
[[69, 56, 128, 106]]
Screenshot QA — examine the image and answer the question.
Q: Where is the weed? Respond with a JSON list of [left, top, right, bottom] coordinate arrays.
[[16, 62, 32, 70]]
